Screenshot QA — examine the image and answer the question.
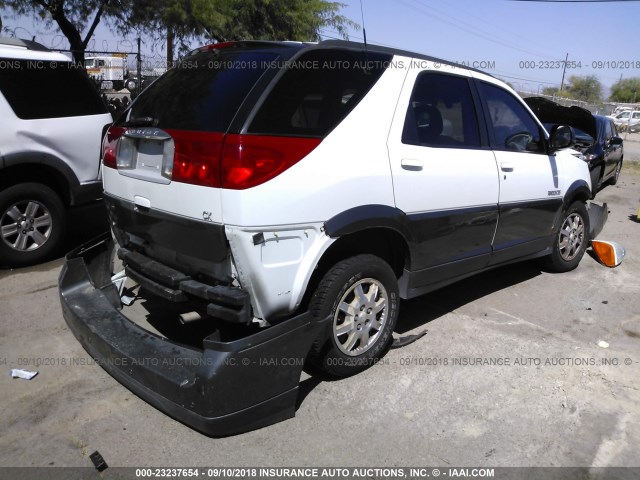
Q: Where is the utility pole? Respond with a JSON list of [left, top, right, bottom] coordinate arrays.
[[560, 53, 569, 91], [136, 36, 142, 97]]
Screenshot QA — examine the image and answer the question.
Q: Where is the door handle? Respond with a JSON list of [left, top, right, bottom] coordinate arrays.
[[500, 162, 514, 172], [401, 158, 423, 171]]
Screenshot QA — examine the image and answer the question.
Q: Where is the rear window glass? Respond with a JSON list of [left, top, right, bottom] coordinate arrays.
[[248, 50, 392, 137], [0, 58, 107, 119], [127, 49, 279, 132]]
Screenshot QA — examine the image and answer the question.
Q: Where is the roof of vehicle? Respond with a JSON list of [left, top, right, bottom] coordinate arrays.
[[195, 39, 496, 78], [0, 36, 69, 62]]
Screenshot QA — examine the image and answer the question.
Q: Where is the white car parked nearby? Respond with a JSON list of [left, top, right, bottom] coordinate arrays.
[[0, 37, 113, 266]]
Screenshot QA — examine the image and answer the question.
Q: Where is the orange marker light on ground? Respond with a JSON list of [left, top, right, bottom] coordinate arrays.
[[591, 240, 626, 268]]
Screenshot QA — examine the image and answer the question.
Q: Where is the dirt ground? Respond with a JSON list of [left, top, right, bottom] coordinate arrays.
[[0, 159, 639, 476]]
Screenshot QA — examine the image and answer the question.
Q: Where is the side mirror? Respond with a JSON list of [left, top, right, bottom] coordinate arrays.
[[549, 125, 575, 152], [610, 136, 623, 146]]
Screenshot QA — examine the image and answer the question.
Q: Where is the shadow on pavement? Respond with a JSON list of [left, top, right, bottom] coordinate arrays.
[[396, 261, 543, 334], [61, 200, 110, 256]]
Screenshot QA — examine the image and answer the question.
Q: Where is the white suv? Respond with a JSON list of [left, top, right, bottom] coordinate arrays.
[[60, 41, 607, 435], [0, 37, 112, 266]]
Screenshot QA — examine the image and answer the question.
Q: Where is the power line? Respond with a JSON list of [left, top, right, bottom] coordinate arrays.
[[398, 0, 560, 60], [509, 0, 640, 3]]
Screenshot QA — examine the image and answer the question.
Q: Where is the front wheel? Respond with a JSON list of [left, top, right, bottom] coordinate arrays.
[[308, 254, 399, 378], [541, 201, 589, 273]]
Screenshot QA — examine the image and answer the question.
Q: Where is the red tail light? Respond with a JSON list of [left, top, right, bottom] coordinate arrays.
[[102, 127, 126, 169], [221, 135, 321, 190], [167, 131, 224, 187], [101, 127, 320, 190]]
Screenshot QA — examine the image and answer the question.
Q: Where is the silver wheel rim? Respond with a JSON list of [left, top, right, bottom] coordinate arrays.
[[1, 200, 53, 252], [333, 278, 388, 357], [558, 212, 585, 261]]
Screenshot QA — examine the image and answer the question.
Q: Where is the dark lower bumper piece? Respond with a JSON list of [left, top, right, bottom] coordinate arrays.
[[58, 233, 328, 436], [588, 201, 608, 241]]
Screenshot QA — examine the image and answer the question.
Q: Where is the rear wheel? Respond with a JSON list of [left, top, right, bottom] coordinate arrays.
[[542, 201, 589, 273], [0, 183, 66, 267], [308, 254, 399, 378]]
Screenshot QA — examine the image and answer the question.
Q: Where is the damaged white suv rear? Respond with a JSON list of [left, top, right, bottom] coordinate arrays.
[[59, 40, 608, 436]]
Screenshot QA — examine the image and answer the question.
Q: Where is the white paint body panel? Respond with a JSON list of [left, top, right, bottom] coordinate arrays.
[[388, 60, 499, 214], [220, 63, 407, 227]]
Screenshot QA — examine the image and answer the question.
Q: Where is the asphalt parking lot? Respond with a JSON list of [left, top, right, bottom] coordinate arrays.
[[1, 151, 639, 475]]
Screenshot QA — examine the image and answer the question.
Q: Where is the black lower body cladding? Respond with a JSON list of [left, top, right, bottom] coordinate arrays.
[[58, 233, 330, 436], [104, 194, 229, 278]]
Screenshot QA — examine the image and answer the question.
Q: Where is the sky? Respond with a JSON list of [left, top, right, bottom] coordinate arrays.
[[2, 0, 640, 95]]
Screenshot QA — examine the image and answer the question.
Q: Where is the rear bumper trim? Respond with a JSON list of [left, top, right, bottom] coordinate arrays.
[[119, 247, 252, 324], [58, 233, 329, 436]]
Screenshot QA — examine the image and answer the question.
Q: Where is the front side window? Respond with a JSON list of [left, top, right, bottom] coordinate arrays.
[[604, 119, 613, 140], [478, 82, 544, 153], [610, 120, 618, 136], [402, 72, 481, 148]]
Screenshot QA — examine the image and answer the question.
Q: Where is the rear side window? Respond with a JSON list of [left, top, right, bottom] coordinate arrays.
[[128, 49, 279, 132], [248, 50, 391, 137], [402, 72, 481, 148], [0, 59, 107, 119]]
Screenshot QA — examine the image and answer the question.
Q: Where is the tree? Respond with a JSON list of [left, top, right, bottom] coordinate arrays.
[[540, 86, 569, 99], [119, 0, 357, 67], [564, 75, 602, 103], [609, 77, 640, 103], [1, 0, 117, 64], [2, 0, 355, 67]]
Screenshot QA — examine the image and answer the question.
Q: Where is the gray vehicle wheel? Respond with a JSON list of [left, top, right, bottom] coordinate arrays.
[[0, 183, 66, 267], [542, 201, 589, 273], [308, 254, 399, 378]]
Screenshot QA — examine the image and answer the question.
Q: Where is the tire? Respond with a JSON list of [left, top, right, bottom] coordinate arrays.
[[125, 78, 137, 92], [308, 254, 399, 378], [542, 201, 589, 273], [0, 183, 66, 267], [609, 159, 622, 186]]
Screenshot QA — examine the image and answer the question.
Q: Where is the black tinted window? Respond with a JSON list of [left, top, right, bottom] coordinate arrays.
[[402, 72, 480, 148], [0, 59, 107, 119], [128, 49, 279, 132], [479, 82, 543, 152], [604, 119, 613, 140], [248, 50, 391, 137]]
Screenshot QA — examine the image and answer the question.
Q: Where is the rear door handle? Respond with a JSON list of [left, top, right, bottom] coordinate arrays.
[[500, 162, 514, 172], [401, 158, 423, 171]]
